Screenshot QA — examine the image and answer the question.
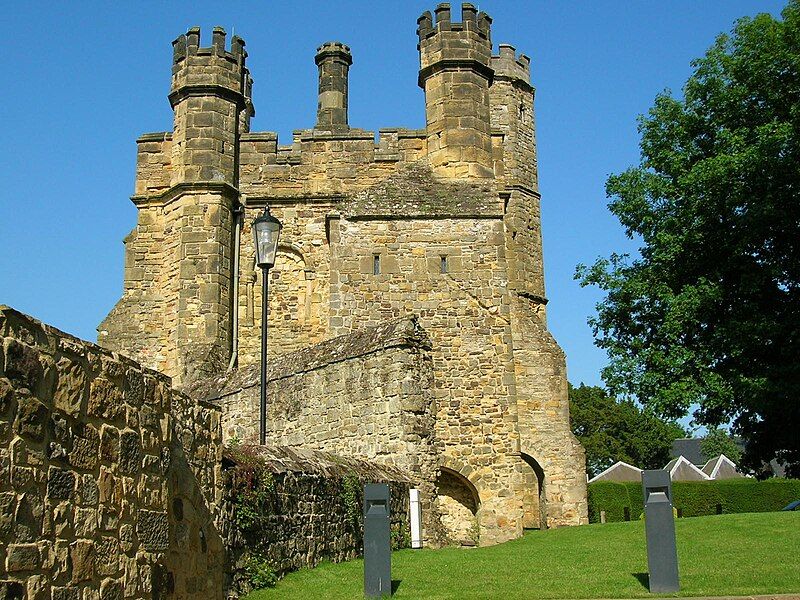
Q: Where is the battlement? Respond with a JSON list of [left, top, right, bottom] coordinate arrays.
[[172, 26, 247, 65], [170, 26, 252, 108], [416, 3, 491, 41], [491, 44, 532, 86]]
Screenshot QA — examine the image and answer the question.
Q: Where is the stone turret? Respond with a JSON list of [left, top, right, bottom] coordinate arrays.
[[166, 27, 252, 384], [315, 42, 352, 130], [417, 3, 494, 178], [490, 44, 537, 192], [170, 27, 253, 184]]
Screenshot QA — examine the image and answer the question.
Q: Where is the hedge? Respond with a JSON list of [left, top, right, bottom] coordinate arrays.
[[587, 478, 800, 523]]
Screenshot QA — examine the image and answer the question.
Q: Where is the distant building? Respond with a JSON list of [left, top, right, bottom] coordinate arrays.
[[665, 455, 711, 481], [588, 461, 642, 484], [702, 454, 746, 480]]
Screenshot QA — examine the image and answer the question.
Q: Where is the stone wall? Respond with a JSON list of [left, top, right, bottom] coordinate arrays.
[[221, 445, 411, 596], [2, 306, 417, 598], [0, 305, 225, 599], [201, 317, 443, 545]]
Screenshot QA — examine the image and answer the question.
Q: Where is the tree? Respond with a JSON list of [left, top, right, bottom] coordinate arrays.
[[577, 3, 800, 476], [700, 427, 743, 464], [569, 383, 686, 478]]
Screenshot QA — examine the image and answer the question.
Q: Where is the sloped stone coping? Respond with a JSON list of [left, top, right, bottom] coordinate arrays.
[[194, 315, 431, 401], [223, 444, 413, 483]]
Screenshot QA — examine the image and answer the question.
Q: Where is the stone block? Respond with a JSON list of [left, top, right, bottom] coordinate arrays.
[[96, 537, 120, 576], [118, 430, 142, 474], [74, 507, 98, 537], [51, 588, 80, 600], [88, 377, 124, 421], [70, 539, 95, 583], [0, 492, 14, 536], [14, 492, 42, 542], [99, 425, 120, 464], [0, 377, 13, 415], [47, 467, 75, 501], [100, 578, 123, 600], [3, 339, 42, 390], [6, 543, 40, 571], [70, 423, 100, 470], [98, 468, 115, 504], [0, 581, 25, 600], [53, 357, 86, 417], [13, 394, 48, 442], [136, 509, 169, 552], [78, 474, 99, 506]]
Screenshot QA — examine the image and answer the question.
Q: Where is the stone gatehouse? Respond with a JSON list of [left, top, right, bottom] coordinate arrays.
[[98, 3, 588, 546]]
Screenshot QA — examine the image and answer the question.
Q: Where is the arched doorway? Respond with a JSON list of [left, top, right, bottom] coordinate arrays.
[[520, 453, 546, 529], [435, 467, 480, 545]]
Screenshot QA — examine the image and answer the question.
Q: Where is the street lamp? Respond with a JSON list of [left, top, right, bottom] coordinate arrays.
[[252, 206, 282, 445]]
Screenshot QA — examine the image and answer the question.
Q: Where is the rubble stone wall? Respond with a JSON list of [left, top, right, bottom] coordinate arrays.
[[0, 306, 225, 599], [205, 317, 443, 545], [221, 445, 411, 596]]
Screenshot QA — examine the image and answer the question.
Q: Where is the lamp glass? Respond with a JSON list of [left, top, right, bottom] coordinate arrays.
[[252, 209, 282, 269]]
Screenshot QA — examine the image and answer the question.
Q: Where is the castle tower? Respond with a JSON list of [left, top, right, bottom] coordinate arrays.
[[417, 3, 494, 178], [166, 28, 252, 384], [315, 42, 352, 130], [490, 44, 545, 301]]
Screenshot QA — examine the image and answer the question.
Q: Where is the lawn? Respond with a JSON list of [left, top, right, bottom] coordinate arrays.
[[245, 511, 799, 599]]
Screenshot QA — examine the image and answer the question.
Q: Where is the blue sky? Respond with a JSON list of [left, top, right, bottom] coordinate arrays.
[[0, 1, 786, 392]]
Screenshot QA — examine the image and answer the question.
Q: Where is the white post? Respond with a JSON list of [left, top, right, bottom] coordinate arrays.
[[410, 489, 423, 549]]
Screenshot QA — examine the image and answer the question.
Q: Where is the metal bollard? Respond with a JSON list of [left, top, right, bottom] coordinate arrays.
[[641, 470, 679, 593], [364, 483, 391, 598]]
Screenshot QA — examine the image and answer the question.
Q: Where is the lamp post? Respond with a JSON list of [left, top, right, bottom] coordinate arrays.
[[252, 206, 282, 445]]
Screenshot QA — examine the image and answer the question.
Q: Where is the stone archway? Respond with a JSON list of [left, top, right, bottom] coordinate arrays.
[[520, 452, 546, 529], [435, 467, 481, 545]]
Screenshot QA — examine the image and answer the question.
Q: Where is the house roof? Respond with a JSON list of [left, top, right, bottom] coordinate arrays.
[[670, 438, 708, 466], [702, 454, 746, 480], [588, 461, 642, 484], [665, 455, 711, 481]]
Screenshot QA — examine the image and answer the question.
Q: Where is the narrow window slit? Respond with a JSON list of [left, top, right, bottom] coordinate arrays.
[[440, 255, 448, 274], [373, 254, 381, 275]]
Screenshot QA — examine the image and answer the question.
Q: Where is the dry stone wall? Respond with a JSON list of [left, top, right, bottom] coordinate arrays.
[[201, 317, 444, 545], [1, 306, 419, 598]]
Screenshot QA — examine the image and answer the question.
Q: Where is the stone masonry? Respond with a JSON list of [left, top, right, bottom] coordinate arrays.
[[99, 4, 589, 546], [0, 306, 414, 598]]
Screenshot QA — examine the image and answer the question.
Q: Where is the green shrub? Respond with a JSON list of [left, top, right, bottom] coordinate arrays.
[[587, 481, 632, 523], [587, 478, 800, 523]]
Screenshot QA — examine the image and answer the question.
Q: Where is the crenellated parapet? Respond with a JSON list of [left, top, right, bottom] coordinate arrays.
[[417, 3, 492, 83], [170, 27, 253, 110], [491, 44, 532, 91], [417, 3, 495, 179]]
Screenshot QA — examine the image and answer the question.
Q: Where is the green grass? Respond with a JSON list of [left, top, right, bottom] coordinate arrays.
[[245, 512, 799, 599]]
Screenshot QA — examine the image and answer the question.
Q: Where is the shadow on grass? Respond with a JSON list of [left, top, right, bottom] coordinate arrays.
[[391, 580, 402, 595], [632, 572, 649, 590]]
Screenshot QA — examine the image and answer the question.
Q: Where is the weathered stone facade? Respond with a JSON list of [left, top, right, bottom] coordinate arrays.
[[99, 3, 588, 546]]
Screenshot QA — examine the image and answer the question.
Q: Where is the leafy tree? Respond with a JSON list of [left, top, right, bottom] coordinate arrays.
[[577, 3, 800, 476], [701, 427, 743, 464], [569, 383, 686, 478]]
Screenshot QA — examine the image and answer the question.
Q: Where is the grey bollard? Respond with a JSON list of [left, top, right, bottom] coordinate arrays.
[[641, 470, 679, 594], [364, 483, 391, 598]]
